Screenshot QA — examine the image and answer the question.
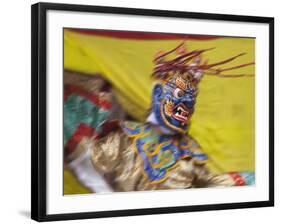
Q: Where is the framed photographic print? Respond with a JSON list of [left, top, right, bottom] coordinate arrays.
[[31, 2, 274, 222]]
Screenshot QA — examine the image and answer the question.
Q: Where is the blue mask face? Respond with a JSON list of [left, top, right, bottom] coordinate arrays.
[[152, 78, 196, 133]]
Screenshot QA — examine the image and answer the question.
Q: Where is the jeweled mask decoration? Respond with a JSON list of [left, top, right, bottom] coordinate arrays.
[[151, 42, 254, 134]]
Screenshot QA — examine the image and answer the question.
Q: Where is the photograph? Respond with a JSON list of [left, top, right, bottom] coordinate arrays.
[[0, 0, 278, 223], [31, 3, 274, 221], [63, 28, 256, 194]]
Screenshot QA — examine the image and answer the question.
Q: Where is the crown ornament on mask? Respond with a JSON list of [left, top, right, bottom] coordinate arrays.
[[152, 42, 255, 93], [175, 76, 188, 90]]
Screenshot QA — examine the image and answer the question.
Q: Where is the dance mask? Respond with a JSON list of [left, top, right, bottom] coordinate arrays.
[[151, 42, 254, 134]]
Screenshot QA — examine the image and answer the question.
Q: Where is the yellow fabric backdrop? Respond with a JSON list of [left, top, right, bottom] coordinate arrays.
[[64, 30, 255, 194]]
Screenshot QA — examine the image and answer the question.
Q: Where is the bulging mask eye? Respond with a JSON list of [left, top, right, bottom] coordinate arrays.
[[173, 88, 185, 98]]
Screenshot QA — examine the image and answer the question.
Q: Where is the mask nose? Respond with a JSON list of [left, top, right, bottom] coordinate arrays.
[[182, 94, 195, 109]]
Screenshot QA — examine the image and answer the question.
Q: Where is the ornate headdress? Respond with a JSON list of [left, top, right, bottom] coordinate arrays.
[[149, 42, 254, 134], [152, 42, 254, 93]]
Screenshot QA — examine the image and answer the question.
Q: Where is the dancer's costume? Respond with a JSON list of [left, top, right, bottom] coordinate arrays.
[[64, 43, 255, 193]]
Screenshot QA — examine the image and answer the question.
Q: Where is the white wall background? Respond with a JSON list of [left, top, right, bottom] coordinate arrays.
[[0, 0, 279, 223]]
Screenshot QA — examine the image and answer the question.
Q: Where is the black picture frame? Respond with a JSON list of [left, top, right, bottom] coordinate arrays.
[[31, 2, 274, 222]]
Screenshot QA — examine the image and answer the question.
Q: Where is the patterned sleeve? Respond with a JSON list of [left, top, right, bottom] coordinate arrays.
[[90, 130, 131, 174], [193, 164, 255, 187]]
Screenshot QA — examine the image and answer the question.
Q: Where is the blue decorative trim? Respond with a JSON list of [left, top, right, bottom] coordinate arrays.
[[121, 121, 208, 183]]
